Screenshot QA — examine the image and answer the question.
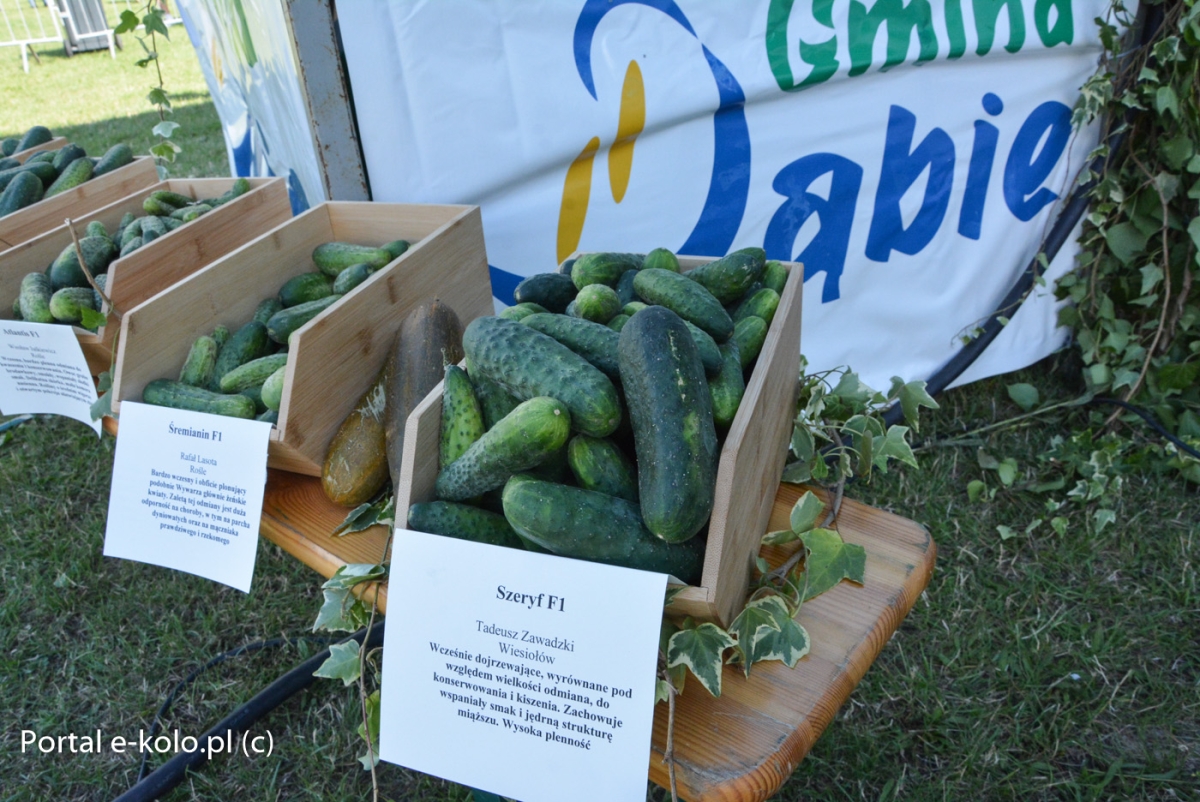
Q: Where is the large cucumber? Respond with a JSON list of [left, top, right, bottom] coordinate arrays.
[[93, 143, 133, 176], [18, 273, 54, 323], [211, 321, 271, 389], [15, 126, 52, 152], [520, 313, 620, 382], [278, 272, 334, 308], [440, 364, 485, 468], [762, 260, 788, 294], [513, 272, 576, 313], [261, 365, 287, 412], [462, 316, 621, 438], [632, 268, 733, 343], [332, 262, 374, 295], [52, 144, 87, 174], [179, 335, 219, 387], [44, 157, 93, 197], [618, 306, 717, 543], [434, 396, 571, 501], [685, 247, 766, 305], [265, 294, 342, 343], [683, 320, 722, 377], [571, 252, 642, 290], [0, 171, 43, 217], [312, 242, 391, 276], [322, 362, 391, 506], [49, 236, 117, 289], [408, 501, 526, 550], [466, 358, 521, 430], [708, 341, 744, 428], [142, 379, 256, 418], [500, 474, 705, 583], [566, 434, 638, 502], [48, 287, 98, 324], [219, 353, 289, 393], [252, 297, 282, 325]]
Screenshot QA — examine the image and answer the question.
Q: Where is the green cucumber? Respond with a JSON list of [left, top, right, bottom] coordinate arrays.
[[633, 268, 733, 343], [211, 324, 230, 350], [557, 257, 576, 276], [467, 359, 521, 430], [623, 301, 648, 316], [179, 335, 219, 387], [265, 294, 342, 343], [252, 297, 282, 325], [733, 288, 779, 326], [607, 313, 630, 332], [513, 272, 576, 313], [571, 252, 642, 290], [93, 143, 133, 176], [574, 283, 621, 323], [642, 247, 680, 273], [207, 177, 251, 207], [708, 341, 744, 428], [434, 396, 572, 501], [150, 189, 194, 208], [160, 215, 184, 232], [440, 364, 485, 468], [0, 171, 43, 217], [408, 501, 525, 550], [566, 434, 637, 502], [84, 220, 109, 241], [49, 236, 117, 289], [139, 215, 167, 242], [44, 158, 93, 197], [499, 302, 548, 321], [521, 313, 620, 382], [0, 157, 18, 171], [1, 138, 17, 157], [0, 160, 56, 192], [240, 384, 267, 414], [564, 299, 578, 318], [12, 296, 22, 320], [119, 236, 143, 257], [257, 408, 279, 424], [15, 126, 51, 152], [25, 151, 55, 165], [211, 321, 271, 389], [52, 144, 87, 174], [732, 316, 768, 369], [618, 305, 717, 543], [175, 204, 212, 223], [18, 273, 53, 323], [219, 353, 289, 393], [685, 247, 766, 305], [142, 196, 177, 216], [278, 272, 334, 308], [332, 262, 374, 294], [382, 239, 410, 259], [261, 365, 286, 412], [500, 474, 704, 583], [119, 218, 143, 248], [312, 242, 391, 276], [462, 316, 621, 438], [142, 379, 256, 419], [683, 320, 722, 377], [763, 260, 787, 294], [615, 268, 639, 305]]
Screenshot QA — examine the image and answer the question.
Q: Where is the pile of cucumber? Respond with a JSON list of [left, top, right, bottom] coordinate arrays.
[[140, 239, 410, 423], [407, 247, 785, 584], [9, 182, 257, 330], [0, 126, 135, 218]]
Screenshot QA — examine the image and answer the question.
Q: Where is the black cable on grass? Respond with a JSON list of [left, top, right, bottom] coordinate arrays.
[[115, 623, 385, 802], [1091, 397, 1200, 460]]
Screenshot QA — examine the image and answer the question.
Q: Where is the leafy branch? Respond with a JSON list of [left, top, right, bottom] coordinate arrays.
[[114, 5, 181, 174]]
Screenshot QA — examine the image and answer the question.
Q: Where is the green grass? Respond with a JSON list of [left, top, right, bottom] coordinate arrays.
[[1, 24, 1198, 802]]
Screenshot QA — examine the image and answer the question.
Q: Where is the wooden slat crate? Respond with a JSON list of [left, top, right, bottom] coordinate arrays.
[[9, 137, 67, 164], [112, 202, 495, 476]]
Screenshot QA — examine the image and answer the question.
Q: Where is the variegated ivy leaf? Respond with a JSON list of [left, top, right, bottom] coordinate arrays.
[[357, 689, 381, 768], [664, 586, 686, 607], [667, 621, 735, 698], [90, 390, 113, 422], [888, 377, 939, 432], [312, 586, 370, 633], [654, 679, 672, 705], [323, 562, 388, 590], [797, 528, 866, 602], [780, 459, 812, 485], [750, 595, 811, 668], [333, 496, 395, 536], [831, 371, 873, 408], [789, 490, 825, 535], [727, 598, 781, 676], [790, 425, 815, 463], [871, 425, 918, 472], [314, 640, 362, 686]]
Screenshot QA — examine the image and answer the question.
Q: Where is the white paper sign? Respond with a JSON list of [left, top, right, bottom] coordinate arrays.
[[103, 401, 272, 592], [0, 321, 100, 434], [380, 529, 667, 802]]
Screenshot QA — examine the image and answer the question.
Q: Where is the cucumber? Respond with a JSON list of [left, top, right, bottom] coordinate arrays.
[[84, 220, 109, 241], [211, 321, 271, 389], [18, 272, 53, 323], [733, 288, 779, 326], [382, 239, 410, 260], [119, 236, 143, 257], [257, 408, 279, 424], [642, 247, 680, 273], [623, 301, 648, 316], [44, 158, 93, 197], [434, 396, 572, 501], [683, 320, 722, 377], [0, 171, 43, 217], [92, 272, 107, 311], [607, 314, 630, 332], [732, 316, 768, 368], [179, 335, 219, 387], [467, 359, 521, 430], [708, 341, 744, 428], [521, 313, 621, 382], [564, 299, 578, 318], [93, 143, 133, 176], [499, 302, 548, 321], [571, 252, 642, 290], [557, 257, 576, 276], [0, 157, 18, 171], [261, 364, 286, 412], [312, 242, 391, 276], [265, 294, 342, 343], [12, 296, 22, 320], [567, 434, 638, 502], [574, 283, 621, 323], [175, 204, 212, 223], [1, 138, 16, 157], [685, 247, 766, 305], [219, 353, 289, 393], [278, 272, 334, 308], [513, 272, 575, 313], [500, 474, 705, 583], [142, 196, 177, 216], [252, 297, 282, 325], [139, 215, 167, 242], [115, 212, 136, 238], [149, 189, 194, 208], [462, 316, 621, 438], [322, 362, 391, 506], [49, 236, 117, 289], [408, 501, 525, 550], [440, 364, 485, 468], [211, 324, 230, 350], [763, 260, 788, 294], [142, 379, 256, 419], [0, 161, 55, 193], [331, 262, 374, 295], [633, 268, 732, 343], [52, 144, 87, 174], [15, 126, 52, 152], [618, 305, 717, 543], [26, 151, 55, 165], [615, 268, 639, 305], [240, 384, 267, 414], [119, 218, 143, 248]]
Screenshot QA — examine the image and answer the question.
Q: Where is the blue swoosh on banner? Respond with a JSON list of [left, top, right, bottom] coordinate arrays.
[[489, 265, 524, 306]]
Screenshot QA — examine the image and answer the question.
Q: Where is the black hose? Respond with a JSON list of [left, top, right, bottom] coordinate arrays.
[[113, 623, 385, 802], [1092, 397, 1200, 460]]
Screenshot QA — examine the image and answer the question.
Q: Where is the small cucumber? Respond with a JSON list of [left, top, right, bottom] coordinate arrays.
[[557, 257, 576, 276], [93, 143, 133, 176], [150, 189, 194, 208], [139, 215, 167, 241], [763, 260, 788, 294], [683, 320, 722, 377], [312, 242, 391, 276], [119, 236, 143, 257], [266, 294, 342, 343], [219, 353, 289, 393], [44, 158, 93, 197], [49, 236, 117, 289], [0, 171, 43, 217], [708, 341, 744, 428], [84, 220, 109, 241], [211, 325, 230, 350], [623, 301, 648, 316], [119, 218, 143, 248], [615, 268, 638, 305], [467, 359, 521, 430], [143, 379, 256, 419], [513, 272, 575, 313], [278, 272, 334, 308], [499, 302, 548, 321], [566, 434, 638, 502], [633, 268, 733, 343], [51, 145, 86, 174], [175, 204, 212, 223], [521, 313, 620, 382], [179, 335, 219, 387], [0, 138, 17, 157], [331, 262, 374, 294], [440, 364, 486, 468], [211, 321, 271, 389], [142, 196, 178, 216], [18, 272, 53, 323], [252, 297, 282, 325], [49, 287, 97, 324], [574, 283, 621, 323], [382, 239, 410, 259], [261, 365, 287, 412], [408, 501, 526, 550], [733, 288, 779, 326], [642, 247, 680, 272], [607, 314, 630, 332], [732, 316, 768, 369], [685, 247, 767, 305], [571, 252, 642, 290]]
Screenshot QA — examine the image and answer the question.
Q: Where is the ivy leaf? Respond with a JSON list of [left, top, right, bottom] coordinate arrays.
[[891, 378, 939, 432], [113, 9, 140, 34], [1104, 222, 1148, 265], [357, 689, 381, 761], [797, 528, 866, 601], [324, 562, 388, 590], [149, 141, 180, 162], [871, 425, 917, 472], [135, 55, 157, 69], [1050, 517, 1069, 536], [789, 490, 825, 535], [727, 599, 781, 675], [997, 525, 1018, 541], [654, 679, 672, 705], [1006, 383, 1039, 411], [762, 528, 800, 546], [97, 370, 112, 393], [790, 425, 814, 463], [79, 306, 107, 332], [312, 586, 369, 633], [314, 640, 362, 686], [1187, 217, 1200, 252], [333, 496, 394, 536], [749, 595, 810, 668], [1155, 85, 1180, 119], [664, 585, 686, 607], [667, 621, 735, 698], [1139, 265, 1164, 296], [780, 459, 812, 485], [142, 10, 171, 39], [147, 87, 172, 109], [152, 120, 180, 139], [1093, 508, 1117, 534], [967, 479, 986, 502], [90, 391, 112, 422], [1159, 362, 1200, 391], [830, 371, 872, 407], [997, 458, 1019, 486]]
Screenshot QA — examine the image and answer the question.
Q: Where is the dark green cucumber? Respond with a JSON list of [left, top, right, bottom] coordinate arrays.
[[119, 236, 142, 257], [44, 157, 93, 197], [0, 138, 16, 157], [149, 189, 194, 208], [762, 260, 787, 294], [521, 313, 620, 382], [683, 320, 722, 377], [219, 353, 289, 393], [49, 236, 117, 289], [261, 365, 286, 412], [93, 143, 133, 176], [173, 204, 212, 222], [567, 434, 637, 502], [615, 268, 638, 305], [440, 364, 485, 468], [574, 283, 621, 323], [513, 272, 575, 313], [0, 160, 56, 193], [207, 177, 251, 207], [139, 215, 167, 242], [0, 171, 43, 217], [312, 242, 391, 276], [557, 257, 576, 276], [240, 384, 267, 414], [211, 324, 230, 350], [499, 302, 548, 321], [434, 396, 572, 501], [732, 316, 767, 368], [119, 217, 142, 248], [278, 272, 334, 307], [265, 294, 342, 343], [408, 501, 525, 550], [84, 220, 109, 241], [571, 252, 642, 290], [18, 273, 53, 323], [623, 301, 648, 316], [0, 157, 17, 171], [179, 335, 219, 387], [500, 474, 704, 583], [211, 321, 271, 389], [708, 341, 744, 428], [25, 150, 55, 165], [633, 268, 733, 343], [607, 314, 630, 332], [382, 239, 410, 260], [52, 144, 86, 174], [467, 359, 521, 430], [252, 297, 282, 325], [618, 305, 717, 543], [142, 379, 256, 418], [732, 288, 779, 326], [257, 408, 279, 424], [15, 126, 51, 152], [685, 247, 766, 305], [331, 262, 374, 294], [462, 316, 621, 438], [642, 247, 680, 272]]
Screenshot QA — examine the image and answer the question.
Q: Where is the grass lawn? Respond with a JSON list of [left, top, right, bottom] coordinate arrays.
[[1, 24, 1197, 802]]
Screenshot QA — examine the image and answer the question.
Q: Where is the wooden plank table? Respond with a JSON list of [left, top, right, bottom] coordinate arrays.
[[260, 473, 935, 802]]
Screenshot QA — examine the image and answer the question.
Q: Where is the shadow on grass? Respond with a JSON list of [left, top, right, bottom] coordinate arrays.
[[55, 104, 228, 179]]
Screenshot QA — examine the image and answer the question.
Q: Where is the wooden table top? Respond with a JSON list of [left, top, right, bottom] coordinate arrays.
[[259, 473, 935, 802]]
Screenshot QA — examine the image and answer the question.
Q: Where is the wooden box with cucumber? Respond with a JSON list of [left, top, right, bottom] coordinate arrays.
[[111, 202, 494, 476], [0, 177, 289, 374], [396, 249, 803, 626]]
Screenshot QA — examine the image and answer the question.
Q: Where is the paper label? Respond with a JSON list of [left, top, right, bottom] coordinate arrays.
[[379, 529, 667, 802], [0, 321, 100, 434], [102, 401, 272, 592]]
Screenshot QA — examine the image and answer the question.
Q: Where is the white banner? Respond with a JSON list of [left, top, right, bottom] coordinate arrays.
[[339, 0, 1108, 389]]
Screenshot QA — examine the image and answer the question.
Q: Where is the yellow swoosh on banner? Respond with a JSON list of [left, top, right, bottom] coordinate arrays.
[[557, 136, 601, 264], [609, 60, 645, 204]]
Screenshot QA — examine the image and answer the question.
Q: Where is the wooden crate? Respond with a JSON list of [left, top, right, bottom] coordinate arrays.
[[0, 157, 159, 251], [10, 137, 67, 164], [0, 177, 289, 375], [395, 256, 804, 626], [112, 202, 494, 476]]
